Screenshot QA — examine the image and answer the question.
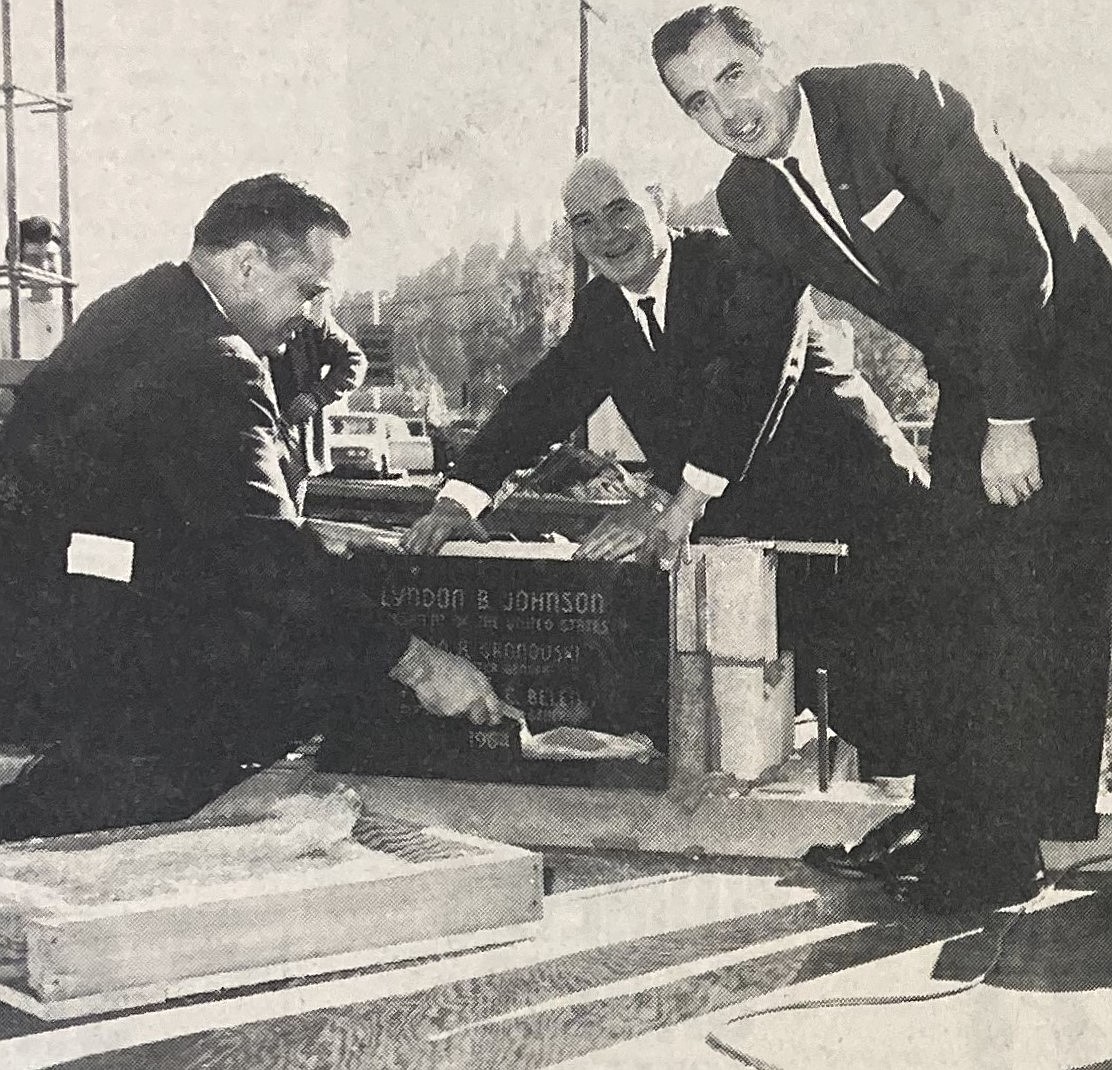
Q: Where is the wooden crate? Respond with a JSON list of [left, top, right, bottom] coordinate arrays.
[[0, 809, 543, 1020]]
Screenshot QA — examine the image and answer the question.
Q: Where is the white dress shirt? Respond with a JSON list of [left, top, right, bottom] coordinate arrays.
[[620, 240, 672, 346], [769, 88, 881, 288], [440, 239, 729, 518]]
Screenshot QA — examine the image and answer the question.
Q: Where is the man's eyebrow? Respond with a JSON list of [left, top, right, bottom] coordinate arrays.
[[715, 60, 745, 84], [681, 88, 707, 111], [682, 61, 745, 110]]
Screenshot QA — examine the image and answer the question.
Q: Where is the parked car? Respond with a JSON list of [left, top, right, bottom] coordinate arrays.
[[328, 412, 435, 477], [390, 417, 436, 473]]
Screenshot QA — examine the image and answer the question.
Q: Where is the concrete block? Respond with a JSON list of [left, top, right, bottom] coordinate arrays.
[[712, 653, 795, 782], [702, 542, 778, 661]]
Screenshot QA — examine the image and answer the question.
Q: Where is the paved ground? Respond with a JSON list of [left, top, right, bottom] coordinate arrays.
[[0, 844, 1110, 1069], [0, 762, 1110, 1069]]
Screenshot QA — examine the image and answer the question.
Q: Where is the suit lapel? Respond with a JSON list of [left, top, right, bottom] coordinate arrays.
[[662, 233, 693, 348], [596, 281, 649, 359], [802, 70, 893, 289]]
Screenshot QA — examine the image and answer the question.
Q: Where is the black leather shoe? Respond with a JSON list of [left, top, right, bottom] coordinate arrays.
[[882, 841, 1046, 914], [803, 805, 929, 880]]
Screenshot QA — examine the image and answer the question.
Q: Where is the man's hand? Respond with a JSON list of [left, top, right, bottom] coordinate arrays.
[[572, 490, 673, 561], [282, 391, 321, 428], [389, 637, 518, 726], [637, 504, 697, 571], [574, 482, 711, 568], [637, 481, 712, 570], [400, 497, 491, 555], [981, 422, 1042, 506]]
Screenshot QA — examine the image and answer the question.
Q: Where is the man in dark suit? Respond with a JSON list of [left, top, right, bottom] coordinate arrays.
[[404, 155, 929, 774], [0, 173, 510, 840], [654, 5, 1112, 910], [267, 298, 367, 512]]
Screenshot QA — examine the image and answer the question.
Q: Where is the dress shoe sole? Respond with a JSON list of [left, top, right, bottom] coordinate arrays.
[[883, 871, 1046, 915]]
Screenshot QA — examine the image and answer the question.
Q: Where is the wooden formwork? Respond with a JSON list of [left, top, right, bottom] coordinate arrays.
[[0, 809, 543, 1020]]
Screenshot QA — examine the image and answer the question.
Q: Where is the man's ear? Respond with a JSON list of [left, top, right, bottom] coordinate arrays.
[[233, 240, 267, 284]]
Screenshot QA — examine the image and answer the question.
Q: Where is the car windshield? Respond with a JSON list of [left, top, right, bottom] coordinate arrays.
[[330, 415, 379, 435]]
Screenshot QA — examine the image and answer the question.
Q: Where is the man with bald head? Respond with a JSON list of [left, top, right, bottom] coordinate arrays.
[[404, 154, 929, 772]]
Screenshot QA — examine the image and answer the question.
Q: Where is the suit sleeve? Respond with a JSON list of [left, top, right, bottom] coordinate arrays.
[[884, 68, 1053, 419], [145, 338, 411, 672], [147, 338, 302, 524], [808, 316, 929, 486], [683, 225, 811, 483], [449, 305, 613, 498]]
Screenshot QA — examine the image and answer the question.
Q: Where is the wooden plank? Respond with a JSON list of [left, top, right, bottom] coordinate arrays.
[[26, 846, 542, 1001], [438, 540, 579, 559], [323, 773, 904, 857], [0, 919, 541, 1021], [0, 812, 541, 1013], [0, 870, 825, 1050], [668, 653, 712, 782], [672, 548, 703, 653]]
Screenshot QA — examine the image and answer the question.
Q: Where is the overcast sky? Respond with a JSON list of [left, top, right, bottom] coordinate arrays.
[[8, 0, 1112, 302]]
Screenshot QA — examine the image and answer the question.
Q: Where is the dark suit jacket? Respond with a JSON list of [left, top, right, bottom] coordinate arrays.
[[1, 263, 300, 537], [716, 64, 1112, 441], [0, 262, 409, 691], [451, 228, 924, 539]]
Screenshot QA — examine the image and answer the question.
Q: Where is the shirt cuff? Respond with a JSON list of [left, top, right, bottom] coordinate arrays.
[[682, 463, 729, 498], [439, 479, 492, 519], [987, 418, 1034, 425]]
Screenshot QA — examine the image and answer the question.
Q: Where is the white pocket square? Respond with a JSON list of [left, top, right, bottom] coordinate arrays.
[[861, 189, 905, 232], [67, 532, 134, 582]]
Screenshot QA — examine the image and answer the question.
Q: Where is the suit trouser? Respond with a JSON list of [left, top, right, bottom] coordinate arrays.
[[785, 519, 935, 777], [914, 380, 1112, 841], [705, 391, 933, 775]]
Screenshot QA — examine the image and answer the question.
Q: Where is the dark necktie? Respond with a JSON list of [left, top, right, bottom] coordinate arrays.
[[637, 296, 665, 352], [783, 156, 855, 251]]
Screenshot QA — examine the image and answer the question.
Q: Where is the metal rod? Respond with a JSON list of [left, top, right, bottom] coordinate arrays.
[[0, 261, 71, 286], [816, 668, 830, 792], [576, 1, 589, 153], [697, 536, 849, 558], [54, 0, 73, 330], [1, 0, 20, 359], [571, 1, 590, 301], [6, 83, 70, 109]]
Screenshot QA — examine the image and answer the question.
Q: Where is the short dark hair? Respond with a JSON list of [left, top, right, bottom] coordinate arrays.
[[192, 173, 350, 258], [652, 6, 768, 97], [6, 215, 60, 260]]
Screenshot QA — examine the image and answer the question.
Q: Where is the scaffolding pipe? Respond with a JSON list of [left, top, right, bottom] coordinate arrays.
[[1, 0, 20, 359], [53, 0, 71, 329]]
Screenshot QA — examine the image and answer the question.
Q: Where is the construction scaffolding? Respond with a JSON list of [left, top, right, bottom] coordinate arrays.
[[0, 0, 74, 361]]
